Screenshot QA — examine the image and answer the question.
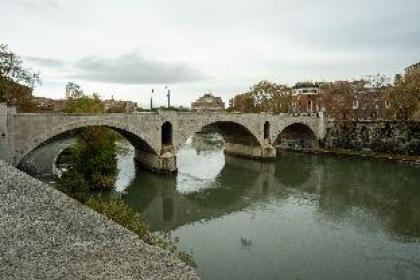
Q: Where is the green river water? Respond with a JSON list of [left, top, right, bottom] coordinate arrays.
[[115, 134, 420, 280]]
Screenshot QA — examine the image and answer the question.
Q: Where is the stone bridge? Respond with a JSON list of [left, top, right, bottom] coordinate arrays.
[[0, 103, 326, 174]]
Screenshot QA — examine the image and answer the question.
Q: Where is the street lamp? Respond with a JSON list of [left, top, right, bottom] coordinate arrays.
[[150, 88, 154, 111], [165, 85, 171, 109], [167, 88, 171, 109]]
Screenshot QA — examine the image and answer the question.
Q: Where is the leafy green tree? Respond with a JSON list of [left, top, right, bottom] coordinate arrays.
[[0, 44, 41, 87], [65, 81, 84, 99], [64, 94, 104, 113], [58, 83, 118, 192], [60, 126, 118, 192]]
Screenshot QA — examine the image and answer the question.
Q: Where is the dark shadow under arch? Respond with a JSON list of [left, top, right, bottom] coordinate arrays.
[[200, 121, 260, 146], [275, 123, 318, 149], [18, 125, 156, 167]]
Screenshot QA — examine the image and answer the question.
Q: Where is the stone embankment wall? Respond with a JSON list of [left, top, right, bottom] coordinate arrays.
[[324, 121, 420, 155], [0, 160, 200, 280]]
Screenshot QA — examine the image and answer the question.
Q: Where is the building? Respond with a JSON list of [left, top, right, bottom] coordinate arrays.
[[405, 62, 420, 75], [289, 82, 322, 114], [103, 99, 139, 113], [350, 88, 387, 120], [33, 96, 139, 113], [191, 93, 225, 112], [32, 97, 67, 113]]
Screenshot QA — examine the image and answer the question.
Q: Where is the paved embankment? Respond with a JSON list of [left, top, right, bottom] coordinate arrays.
[[0, 161, 200, 280]]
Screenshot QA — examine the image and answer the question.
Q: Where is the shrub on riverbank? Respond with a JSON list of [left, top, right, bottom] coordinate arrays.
[[56, 127, 118, 194]]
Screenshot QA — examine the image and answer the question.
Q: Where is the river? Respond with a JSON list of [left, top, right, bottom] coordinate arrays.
[[23, 133, 420, 280]]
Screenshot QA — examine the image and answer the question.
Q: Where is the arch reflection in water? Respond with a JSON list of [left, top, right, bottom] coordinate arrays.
[[121, 134, 420, 240], [121, 142, 420, 280]]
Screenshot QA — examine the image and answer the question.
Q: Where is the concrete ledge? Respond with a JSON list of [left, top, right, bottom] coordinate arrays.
[[0, 161, 199, 280], [224, 150, 276, 161], [224, 143, 276, 161]]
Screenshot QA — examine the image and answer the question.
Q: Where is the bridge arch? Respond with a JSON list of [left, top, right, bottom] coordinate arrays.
[[15, 120, 158, 166], [177, 120, 262, 150], [275, 122, 319, 150], [173, 118, 273, 163]]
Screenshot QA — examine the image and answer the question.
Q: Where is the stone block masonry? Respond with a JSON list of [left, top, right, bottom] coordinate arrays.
[[135, 148, 178, 174], [0, 160, 200, 280], [324, 121, 420, 155]]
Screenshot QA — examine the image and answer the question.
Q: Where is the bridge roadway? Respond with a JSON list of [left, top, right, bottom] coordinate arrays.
[[0, 103, 326, 174]]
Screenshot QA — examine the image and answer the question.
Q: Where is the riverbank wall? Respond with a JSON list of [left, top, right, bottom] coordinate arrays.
[[0, 160, 200, 279], [323, 121, 420, 155]]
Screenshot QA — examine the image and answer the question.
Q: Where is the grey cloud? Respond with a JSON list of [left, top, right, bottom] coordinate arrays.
[[73, 54, 206, 85], [26, 56, 65, 68], [158, 0, 420, 52], [14, 0, 59, 9]]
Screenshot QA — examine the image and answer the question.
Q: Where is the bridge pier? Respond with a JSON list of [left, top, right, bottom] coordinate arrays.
[[135, 146, 177, 175], [0, 103, 15, 165], [224, 142, 276, 161]]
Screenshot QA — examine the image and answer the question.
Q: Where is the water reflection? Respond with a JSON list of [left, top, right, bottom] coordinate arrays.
[[120, 134, 420, 241], [120, 141, 420, 280]]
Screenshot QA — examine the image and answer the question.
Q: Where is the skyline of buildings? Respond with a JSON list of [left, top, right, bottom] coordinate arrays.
[[30, 60, 419, 110]]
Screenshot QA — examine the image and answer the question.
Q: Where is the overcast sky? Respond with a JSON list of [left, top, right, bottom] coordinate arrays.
[[1, 0, 419, 107]]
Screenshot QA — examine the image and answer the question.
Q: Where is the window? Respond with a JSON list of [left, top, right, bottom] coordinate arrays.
[[161, 121, 173, 146], [264, 121, 270, 140]]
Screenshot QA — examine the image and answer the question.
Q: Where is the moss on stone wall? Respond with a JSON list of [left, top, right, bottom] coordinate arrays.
[[324, 121, 420, 155]]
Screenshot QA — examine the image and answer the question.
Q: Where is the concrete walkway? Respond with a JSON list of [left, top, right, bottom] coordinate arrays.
[[0, 161, 200, 280]]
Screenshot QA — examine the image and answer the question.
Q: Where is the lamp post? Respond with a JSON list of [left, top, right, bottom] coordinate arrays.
[[150, 88, 154, 111], [167, 88, 171, 109]]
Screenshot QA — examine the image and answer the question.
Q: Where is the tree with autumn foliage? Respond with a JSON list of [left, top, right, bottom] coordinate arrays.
[[385, 70, 420, 120], [319, 75, 389, 121], [319, 81, 356, 120], [0, 44, 41, 112], [229, 80, 292, 113]]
